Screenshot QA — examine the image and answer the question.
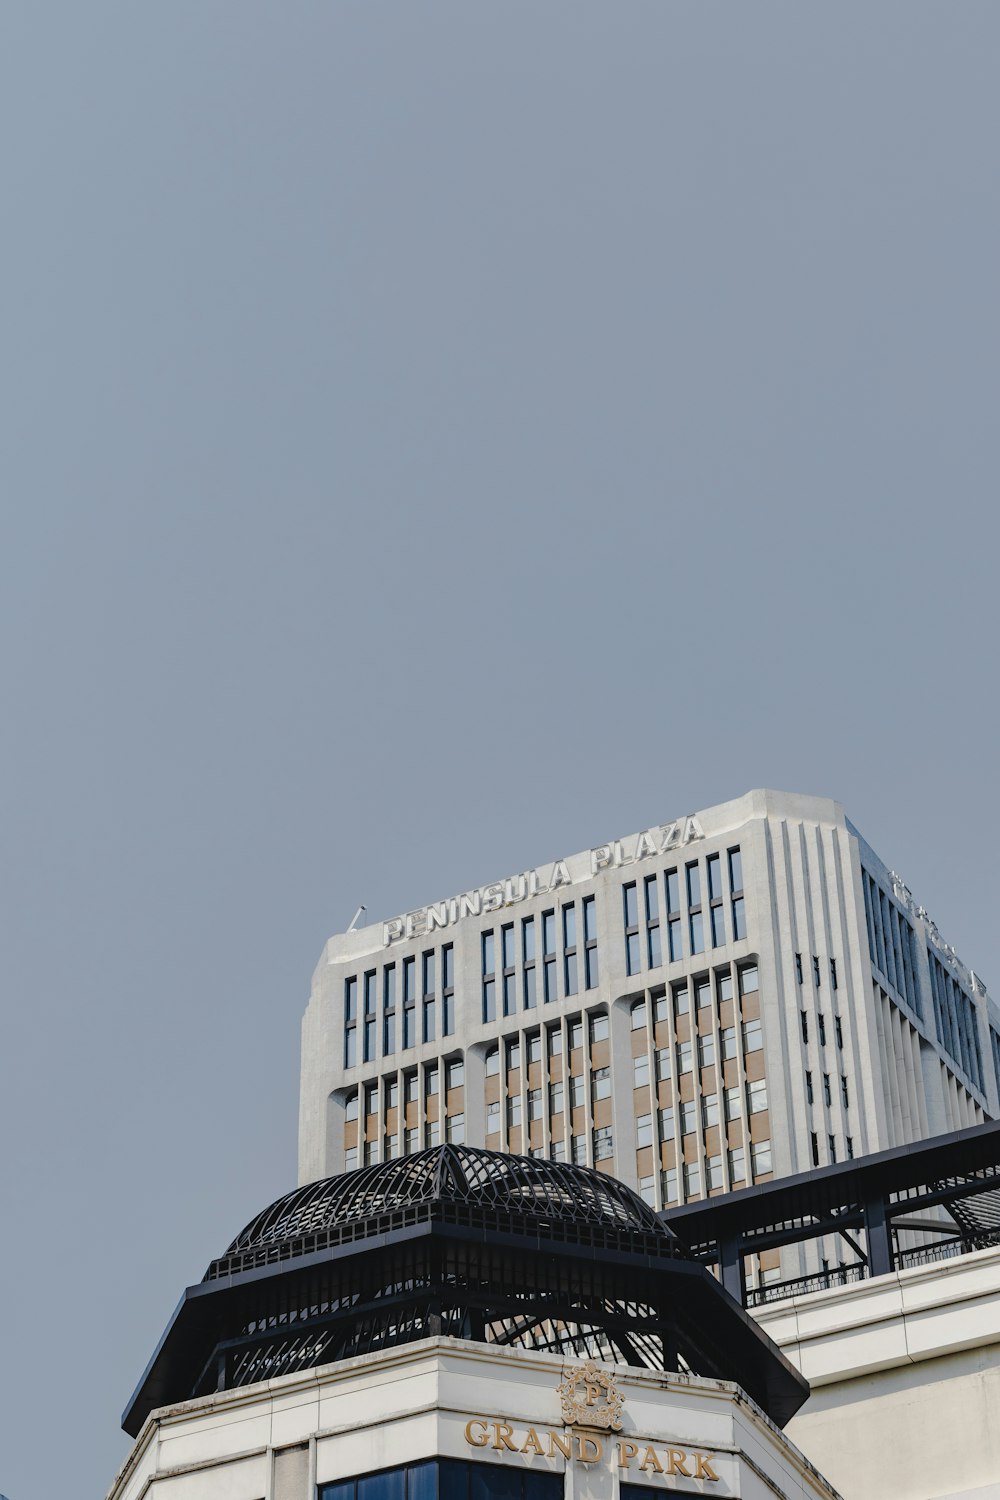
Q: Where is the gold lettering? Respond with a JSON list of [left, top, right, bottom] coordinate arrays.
[[694, 1453, 719, 1482], [666, 1449, 691, 1477], [492, 1422, 518, 1452], [584, 1380, 602, 1405], [576, 1435, 603, 1464], [639, 1447, 664, 1474], [617, 1441, 638, 1470], [521, 1429, 545, 1457], [465, 1420, 489, 1448], [547, 1432, 572, 1460]]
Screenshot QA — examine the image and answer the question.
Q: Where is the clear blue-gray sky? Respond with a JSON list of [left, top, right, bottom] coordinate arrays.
[[1, 5, 997, 1495]]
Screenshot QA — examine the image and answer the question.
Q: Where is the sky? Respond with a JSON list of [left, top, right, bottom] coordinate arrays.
[[0, 4, 998, 1495]]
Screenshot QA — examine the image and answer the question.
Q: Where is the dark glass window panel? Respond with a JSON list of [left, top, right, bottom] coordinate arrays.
[[524, 1472, 563, 1500], [583, 895, 597, 942], [443, 994, 454, 1035], [522, 916, 536, 960], [423, 998, 436, 1043], [345, 1028, 357, 1067], [443, 946, 454, 989], [690, 912, 705, 954], [403, 957, 415, 1003], [707, 854, 723, 902], [470, 1465, 523, 1500], [728, 847, 743, 893], [482, 932, 495, 975], [384, 966, 397, 1006], [668, 917, 682, 961], [711, 905, 726, 947], [423, 952, 435, 995], [623, 883, 638, 928], [563, 904, 576, 948], [365, 972, 378, 1015], [665, 869, 680, 913], [383, 1012, 395, 1054], [585, 947, 599, 988], [482, 978, 496, 1022], [501, 925, 515, 969], [648, 925, 662, 968], [345, 977, 358, 1022], [364, 1018, 376, 1060], [402, 1007, 415, 1050], [565, 952, 578, 995], [359, 1470, 405, 1500], [686, 864, 701, 907], [626, 931, 640, 975], [408, 1463, 440, 1500], [503, 972, 516, 1015], [644, 875, 659, 921], [320, 1481, 354, 1500], [542, 911, 556, 955], [543, 956, 556, 1001], [524, 966, 536, 1008]]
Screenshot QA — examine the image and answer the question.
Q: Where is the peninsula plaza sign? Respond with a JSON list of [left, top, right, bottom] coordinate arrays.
[[462, 1360, 720, 1483], [383, 817, 706, 946]]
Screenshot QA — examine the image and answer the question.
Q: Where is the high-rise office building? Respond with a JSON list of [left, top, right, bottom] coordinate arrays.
[[299, 790, 997, 1285]]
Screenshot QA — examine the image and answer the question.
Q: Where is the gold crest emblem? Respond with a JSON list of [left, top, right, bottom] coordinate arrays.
[[556, 1360, 624, 1431]]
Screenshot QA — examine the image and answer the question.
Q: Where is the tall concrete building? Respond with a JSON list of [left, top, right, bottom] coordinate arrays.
[[299, 790, 998, 1286]]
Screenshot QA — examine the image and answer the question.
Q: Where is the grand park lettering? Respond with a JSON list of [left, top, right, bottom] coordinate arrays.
[[383, 817, 705, 946], [463, 1420, 719, 1483]]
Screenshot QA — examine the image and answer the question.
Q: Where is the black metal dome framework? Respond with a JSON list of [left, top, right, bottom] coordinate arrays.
[[123, 1147, 806, 1438]]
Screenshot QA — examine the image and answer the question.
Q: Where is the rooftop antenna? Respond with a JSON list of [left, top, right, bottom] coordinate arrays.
[[347, 905, 367, 932]]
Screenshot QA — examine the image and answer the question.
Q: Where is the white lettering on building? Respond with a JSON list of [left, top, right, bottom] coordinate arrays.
[[383, 816, 705, 946]]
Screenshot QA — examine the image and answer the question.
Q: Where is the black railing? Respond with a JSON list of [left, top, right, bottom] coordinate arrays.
[[745, 1262, 867, 1307]]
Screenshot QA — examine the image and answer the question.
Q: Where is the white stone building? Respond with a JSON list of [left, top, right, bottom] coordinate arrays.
[[299, 791, 997, 1284]]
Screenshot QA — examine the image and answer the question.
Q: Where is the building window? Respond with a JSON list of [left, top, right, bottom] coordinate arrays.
[[506, 1038, 521, 1073], [542, 911, 557, 1002], [732, 896, 746, 942], [424, 1119, 440, 1147], [344, 976, 358, 1068], [501, 924, 516, 1017], [345, 1090, 359, 1121], [422, 950, 436, 1044], [592, 1065, 611, 1101], [528, 1088, 543, 1121], [739, 964, 759, 994], [624, 882, 640, 975], [363, 971, 377, 1062], [800, 1011, 809, 1045], [702, 1093, 719, 1128], [572, 1135, 587, 1165], [345, 1146, 358, 1172], [593, 1126, 614, 1161], [835, 1014, 844, 1049], [633, 1053, 650, 1089], [728, 1146, 746, 1184], [725, 1085, 742, 1121], [707, 854, 726, 947], [822, 1072, 831, 1106], [446, 1113, 465, 1144], [813, 955, 822, 986], [657, 1105, 675, 1142], [841, 1075, 849, 1107], [570, 1074, 585, 1109], [583, 895, 599, 988], [485, 1047, 500, 1077], [550, 1139, 566, 1162], [631, 998, 647, 1030], [568, 1018, 583, 1051], [482, 931, 496, 1024], [424, 1066, 438, 1098], [639, 1175, 656, 1205], [695, 977, 711, 1010], [698, 1033, 715, 1069], [442, 945, 455, 1035], [830, 957, 839, 989], [673, 981, 690, 1016], [402, 956, 417, 1050], [742, 1018, 763, 1053], [683, 1161, 701, 1198], [662, 1166, 679, 1203], [678, 1039, 693, 1074], [728, 847, 743, 896], [811, 1131, 820, 1167], [636, 1113, 653, 1149], [655, 1046, 671, 1082], [589, 1012, 610, 1044], [748, 1079, 768, 1114], [706, 1154, 724, 1191], [547, 1024, 562, 1057], [527, 1031, 542, 1064], [446, 1058, 464, 1090], [679, 1098, 698, 1135], [752, 1139, 773, 1177], [721, 1025, 737, 1060], [665, 867, 682, 962], [383, 964, 397, 1055], [795, 953, 803, 984], [846, 1135, 855, 1158], [320, 1459, 564, 1500], [404, 1072, 418, 1105], [645, 874, 662, 968], [818, 1013, 827, 1046], [828, 1133, 837, 1162], [805, 1070, 813, 1104], [549, 1081, 564, 1116], [522, 916, 537, 1009], [563, 904, 578, 996]]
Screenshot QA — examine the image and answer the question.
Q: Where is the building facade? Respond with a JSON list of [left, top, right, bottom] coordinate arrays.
[[299, 790, 998, 1288]]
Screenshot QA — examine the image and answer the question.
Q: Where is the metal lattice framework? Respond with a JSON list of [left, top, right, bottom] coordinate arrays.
[[123, 1147, 806, 1438]]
